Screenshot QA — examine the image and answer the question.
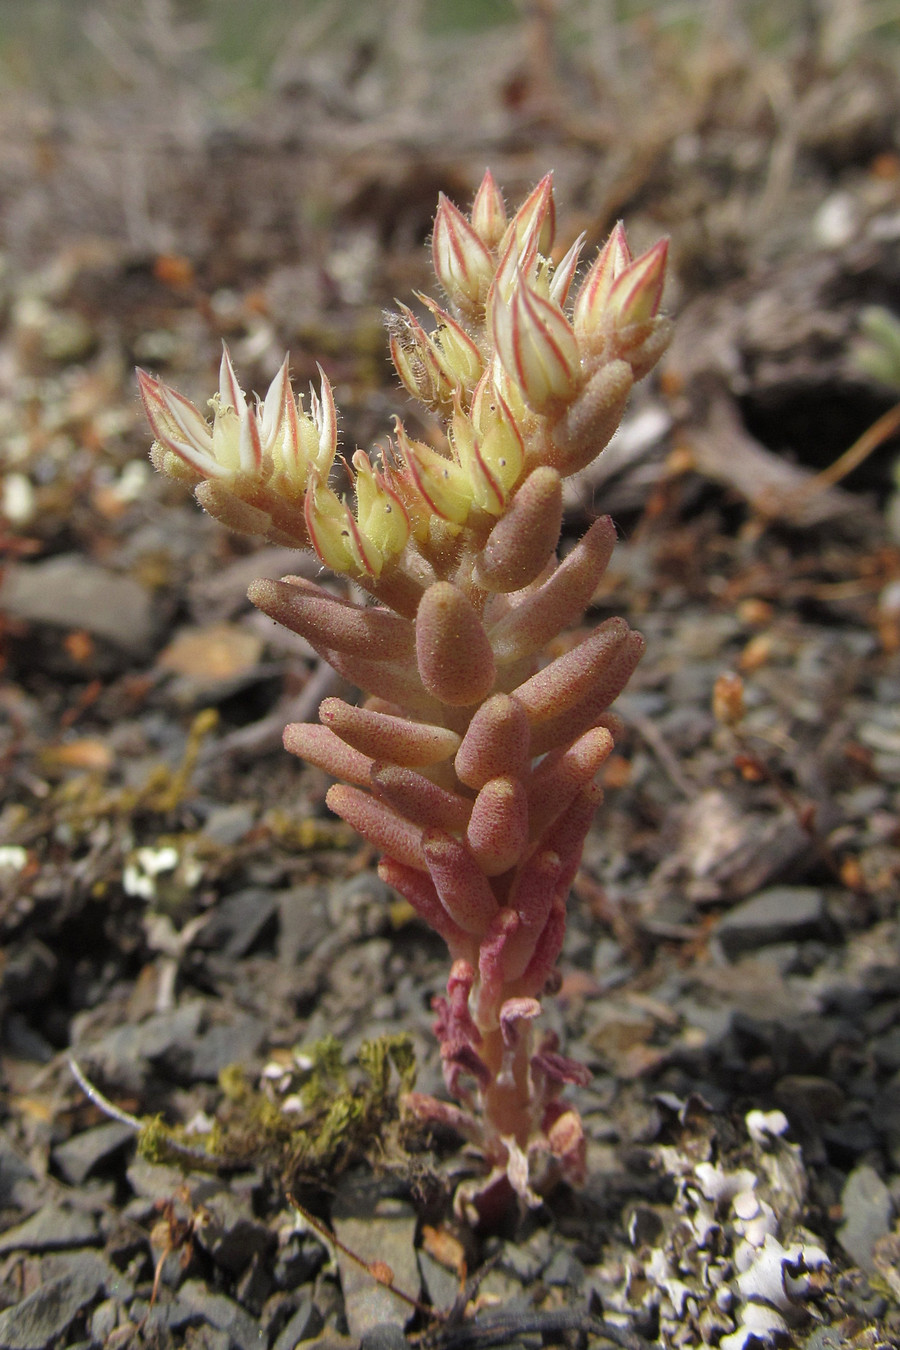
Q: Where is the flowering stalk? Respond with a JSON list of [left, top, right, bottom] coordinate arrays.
[[139, 172, 670, 1221]]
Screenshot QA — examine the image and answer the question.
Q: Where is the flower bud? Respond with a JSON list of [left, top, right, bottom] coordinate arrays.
[[432, 193, 496, 313], [607, 238, 668, 328], [304, 474, 378, 576], [470, 169, 507, 249], [549, 232, 585, 308], [572, 222, 631, 339], [499, 172, 555, 262], [417, 295, 484, 391], [217, 345, 263, 476], [492, 273, 581, 413], [394, 421, 472, 526], [352, 450, 410, 566], [468, 384, 524, 506], [387, 306, 448, 406]]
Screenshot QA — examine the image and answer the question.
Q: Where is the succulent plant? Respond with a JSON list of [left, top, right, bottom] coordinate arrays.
[[139, 172, 670, 1220]]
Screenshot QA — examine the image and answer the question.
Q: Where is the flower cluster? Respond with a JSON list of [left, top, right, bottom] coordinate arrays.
[[139, 172, 670, 1220]]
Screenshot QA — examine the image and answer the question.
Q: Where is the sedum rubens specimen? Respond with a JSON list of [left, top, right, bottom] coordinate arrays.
[[139, 173, 670, 1219]]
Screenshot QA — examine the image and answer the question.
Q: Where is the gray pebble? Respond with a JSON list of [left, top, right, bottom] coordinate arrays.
[[52, 1121, 135, 1186], [89, 1297, 120, 1342], [0, 1205, 99, 1254], [271, 1295, 325, 1350], [193, 1185, 274, 1275], [0, 554, 158, 656], [838, 1164, 894, 1273], [0, 1261, 104, 1349], [715, 886, 829, 958], [358, 1324, 409, 1350], [177, 1278, 262, 1350]]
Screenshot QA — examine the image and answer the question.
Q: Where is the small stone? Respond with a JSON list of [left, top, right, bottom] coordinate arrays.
[[235, 1250, 274, 1316], [715, 887, 829, 959], [52, 1122, 135, 1185], [271, 1296, 325, 1350], [193, 1185, 274, 1275], [873, 1024, 900, 1071], [89, 1298, 120, 1342], [542, 1248, 585, 1288], [0, 1204, 99, 1254], [176, 1279, 261, 1350], [774, 1075, 844, 1126], [416, 1248, 458, 1312], [838, 1163, 894, 1273], [358, 1325, 409, 1350], [277, 885, 331, 966], [75, 999, 205, 1093], [187, 1008, 268, 1082], [327, 872, 393, 938], [0, 1262, 105, 1349], [0, 940, 57, 1008], [0, 1130, 41, 1209], [200, 804, 257, 847], [331, 1185, 419, 1339], [499, 1229, 551, 1282], [273, 1231, 327, 1290], [194, 887, 278, 958], [0, 554, 158, 656]]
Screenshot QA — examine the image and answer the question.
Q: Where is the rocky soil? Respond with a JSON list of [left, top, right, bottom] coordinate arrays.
[[0, 5, 899, 1348]]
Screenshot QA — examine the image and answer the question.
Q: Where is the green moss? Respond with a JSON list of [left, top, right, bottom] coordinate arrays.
[[134, 1034, 419, 1183]]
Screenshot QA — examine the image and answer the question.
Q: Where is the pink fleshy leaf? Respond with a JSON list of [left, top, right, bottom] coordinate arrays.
[[528, 725, 613, 839], [527, 629, 645, 757], [416, 583, 496, 706], [325, 784, 426, 871], [488, 514, 617, 664], [466, 775, 529, 876], [283, 722, 374, 786], [378, 857, 473, 958], [423, 830, 500, 936], [474, 467, 563, 594], [454, 694, 531, 791], [404, 1092, 483, 1144], [371, 764, 472, 833], [318, 698, 460, 768], [531, 1048, 591, 1087], [512, 617, 631, 724], [249, 577, 415, 661]]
